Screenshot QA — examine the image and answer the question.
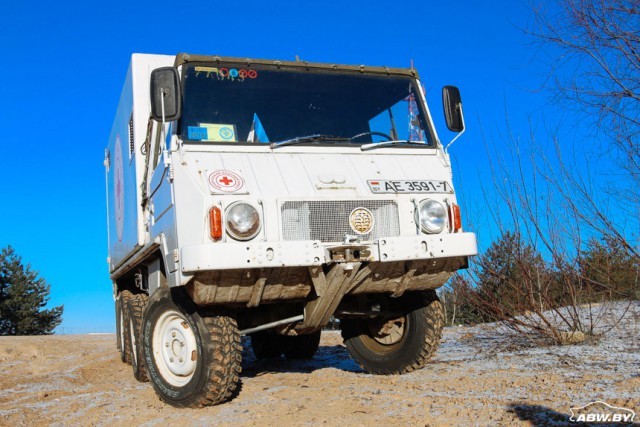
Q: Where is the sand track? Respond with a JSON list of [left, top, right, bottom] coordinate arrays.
[[1, 303, 638, 426]]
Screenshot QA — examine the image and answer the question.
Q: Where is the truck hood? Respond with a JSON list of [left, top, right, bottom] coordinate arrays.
[[179, 146, 454, 198]]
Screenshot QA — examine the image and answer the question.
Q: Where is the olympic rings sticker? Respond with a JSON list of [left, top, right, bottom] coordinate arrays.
[[217, 68, 258, 81], [195, 66, 259, 82]]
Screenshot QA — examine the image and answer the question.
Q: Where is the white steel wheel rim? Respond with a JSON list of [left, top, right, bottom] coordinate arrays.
[[152, 310, 198, 387]]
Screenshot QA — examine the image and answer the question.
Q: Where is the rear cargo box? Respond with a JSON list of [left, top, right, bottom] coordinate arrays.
[[105, 54, 173, 272]]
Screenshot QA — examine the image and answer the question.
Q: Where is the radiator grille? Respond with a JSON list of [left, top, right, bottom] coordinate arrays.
[[281, 200, 400, 242]]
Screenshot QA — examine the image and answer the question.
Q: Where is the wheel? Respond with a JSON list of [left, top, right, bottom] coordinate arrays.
[[250, 331, 282, 359], [127, 293, 149, 382], [341, 291, 444, 374], [280, 331, 321, 359], [142, 288, 242, 407], [116, 290, 133, 364], [116, 297, 121, 352]]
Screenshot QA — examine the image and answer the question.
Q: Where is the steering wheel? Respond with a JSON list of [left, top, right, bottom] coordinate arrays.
[[350, 131, 393, 142]]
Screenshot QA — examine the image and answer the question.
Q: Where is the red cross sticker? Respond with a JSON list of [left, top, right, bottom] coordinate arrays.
[[208, 170, 244, 193], [218, 176, 234, 186]]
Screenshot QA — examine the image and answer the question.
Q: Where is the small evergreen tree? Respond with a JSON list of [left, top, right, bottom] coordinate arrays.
[[474, 231, 550, 318], [440, 274, 486, 325], [0, 246, 63, 335], [580, 237, 639, 300]]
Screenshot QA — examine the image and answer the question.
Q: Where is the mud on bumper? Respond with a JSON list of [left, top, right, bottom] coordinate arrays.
[[181, 233, 477, 307]]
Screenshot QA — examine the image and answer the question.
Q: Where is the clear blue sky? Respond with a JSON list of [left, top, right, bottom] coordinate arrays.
[[0, 0, 560, 333]]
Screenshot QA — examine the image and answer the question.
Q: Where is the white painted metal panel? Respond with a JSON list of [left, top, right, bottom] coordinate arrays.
[[180, 241, 325, 271], [106, 54, 174, 272], [376, 233, 478, 262]]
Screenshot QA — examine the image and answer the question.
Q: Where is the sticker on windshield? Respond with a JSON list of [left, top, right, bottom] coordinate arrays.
[[188, 124, 237, 142], [194, 66, 258, 82], [188, 126, 208, 140], [194, 66, 219, 78]]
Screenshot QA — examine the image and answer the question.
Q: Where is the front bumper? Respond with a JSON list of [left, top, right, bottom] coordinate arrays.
[[180, 232, 477, 272]]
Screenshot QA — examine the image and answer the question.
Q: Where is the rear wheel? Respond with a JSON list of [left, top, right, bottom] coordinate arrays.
[[116, 290, 133, 364], [281, 331, 321, 359], [250, 331, 282, 359], [127, 293, 149, 382], [142, 288, 242, 407], [341, 291, 444, 374]]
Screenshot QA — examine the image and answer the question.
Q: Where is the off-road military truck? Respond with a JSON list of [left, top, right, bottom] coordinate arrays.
[[105, 53, 477, 407]]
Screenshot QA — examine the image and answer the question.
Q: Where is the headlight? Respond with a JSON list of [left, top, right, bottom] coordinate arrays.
[[225, 202, 261, 240], [416, 199, 446, 233]]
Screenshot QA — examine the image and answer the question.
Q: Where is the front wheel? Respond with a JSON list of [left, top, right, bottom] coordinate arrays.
[[341, 291, 444, 374], [142, 288, 242, 407]]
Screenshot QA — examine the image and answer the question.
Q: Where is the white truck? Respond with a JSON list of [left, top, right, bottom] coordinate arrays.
[[105, 53, 477, 407]]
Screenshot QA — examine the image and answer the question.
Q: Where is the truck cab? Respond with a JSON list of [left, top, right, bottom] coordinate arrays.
[[106, 53, 477, 407]]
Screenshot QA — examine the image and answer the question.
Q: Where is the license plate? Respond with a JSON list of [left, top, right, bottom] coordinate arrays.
[[367, 180, 452, 194]]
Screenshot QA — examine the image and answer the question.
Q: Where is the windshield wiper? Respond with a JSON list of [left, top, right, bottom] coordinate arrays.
[[271, 134, 350, 148], [360, 140, 427, 151]]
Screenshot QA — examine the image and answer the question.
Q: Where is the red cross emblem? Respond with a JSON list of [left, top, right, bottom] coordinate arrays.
[[208, 170, 244, 193], [218, 176, 234, 186]]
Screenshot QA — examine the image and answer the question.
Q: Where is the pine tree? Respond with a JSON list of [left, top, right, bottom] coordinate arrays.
[[580, 237, 639, 300], [440, 274, 485, 325], [476, 231, 549, 315], [463, 230, 564, 325], [0, 246, 63, 335]]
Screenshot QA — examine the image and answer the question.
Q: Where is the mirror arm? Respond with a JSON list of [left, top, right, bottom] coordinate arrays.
[[160, 89, 171, 168], [160, 88, 166, 125], [444, 104, 465, 154]]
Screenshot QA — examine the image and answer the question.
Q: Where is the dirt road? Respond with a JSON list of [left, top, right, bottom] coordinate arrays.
[[1, 303, 638, 426]]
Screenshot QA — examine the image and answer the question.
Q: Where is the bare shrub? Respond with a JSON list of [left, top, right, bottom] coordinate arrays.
[[454, 0, 639, 345]]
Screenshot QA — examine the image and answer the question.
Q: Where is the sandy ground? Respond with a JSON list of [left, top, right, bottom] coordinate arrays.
[[1, 302, 638, 426]]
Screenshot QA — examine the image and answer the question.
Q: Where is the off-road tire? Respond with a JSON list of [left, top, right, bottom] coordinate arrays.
[[117, 290, 133, 364], [280, 331, 321, 359], [142, 288, 242, 407], [250, 331, 282, 359], [127, 293, 149, 382], [341, 291, 444, 374], [116, 298, 122, 352]]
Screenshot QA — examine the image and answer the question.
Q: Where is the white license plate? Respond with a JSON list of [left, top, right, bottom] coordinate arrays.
[[368, 180, 452, 194]]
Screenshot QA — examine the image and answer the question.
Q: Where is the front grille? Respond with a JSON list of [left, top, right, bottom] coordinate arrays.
[[281, 200, 400, 242]]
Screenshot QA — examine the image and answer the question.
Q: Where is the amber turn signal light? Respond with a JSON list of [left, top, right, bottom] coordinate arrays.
[[209, 206, 223, 241]]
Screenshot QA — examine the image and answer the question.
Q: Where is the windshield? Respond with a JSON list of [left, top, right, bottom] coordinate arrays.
[[179, 63, 436, 146]]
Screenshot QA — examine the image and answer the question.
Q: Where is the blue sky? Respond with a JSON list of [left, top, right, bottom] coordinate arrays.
[[0, 0, 562, 333]]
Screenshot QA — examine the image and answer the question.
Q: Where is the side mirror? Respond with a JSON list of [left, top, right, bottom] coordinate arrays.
[[150, 67, 181, 122], [442, 86, 464, 133]]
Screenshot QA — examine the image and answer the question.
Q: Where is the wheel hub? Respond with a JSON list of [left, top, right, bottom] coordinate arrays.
[[371, 316, 406, 345], [154, 311, 198, 386]]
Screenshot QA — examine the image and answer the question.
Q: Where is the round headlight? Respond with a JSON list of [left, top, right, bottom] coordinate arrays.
[[417, 200, 446, 233], [225, 202, 261, 240]]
